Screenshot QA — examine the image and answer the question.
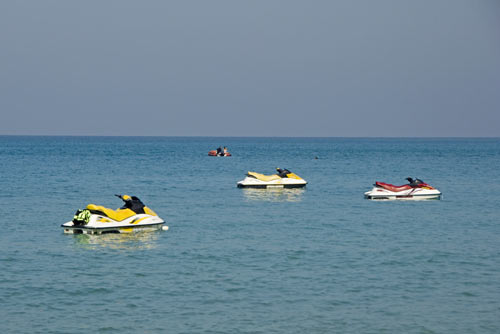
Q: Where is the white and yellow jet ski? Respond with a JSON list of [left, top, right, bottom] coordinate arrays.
[[237, 168, 307, 188], [61, 195, 166, 234]]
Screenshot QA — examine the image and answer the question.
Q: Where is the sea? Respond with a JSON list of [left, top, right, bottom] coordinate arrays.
[[0, 136, 499, 334]]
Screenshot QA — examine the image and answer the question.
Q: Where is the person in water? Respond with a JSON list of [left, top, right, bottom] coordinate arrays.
[[223, 147, 228, 155]]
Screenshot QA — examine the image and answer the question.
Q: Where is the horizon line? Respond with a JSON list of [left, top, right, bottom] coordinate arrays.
[[1, 134, 499, 139]]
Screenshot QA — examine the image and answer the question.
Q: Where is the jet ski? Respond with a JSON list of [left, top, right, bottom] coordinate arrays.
[[364, 177, 441, 200], [61, 195, 166, 234], [208, 150, 231, 156], [237, 168, 307, 188], [208, 147, 231, 156]]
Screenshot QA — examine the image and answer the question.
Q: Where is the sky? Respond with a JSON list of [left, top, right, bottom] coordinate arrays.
[[1, 0, 499, 137]]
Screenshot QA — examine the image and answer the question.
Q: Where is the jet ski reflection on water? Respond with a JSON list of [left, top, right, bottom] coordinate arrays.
[[364, 177, 441, 200], [61, 195, 166, 234], [237, 168, 307, 188], [242, 188, 305, 202], [74, 232, 161, 250]]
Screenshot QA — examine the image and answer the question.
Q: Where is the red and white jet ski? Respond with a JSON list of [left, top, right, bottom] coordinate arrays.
[[364, 177, 441, 200]]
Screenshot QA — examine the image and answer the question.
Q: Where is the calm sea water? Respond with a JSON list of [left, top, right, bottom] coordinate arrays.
[[0, 136, 499, 334]]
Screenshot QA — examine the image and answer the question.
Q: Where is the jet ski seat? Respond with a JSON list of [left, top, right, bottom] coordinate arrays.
[[86, 204, 137, 221], [375, 182, 412, 192], [86, 204, 159, 221], [247, 172, 281, 182]]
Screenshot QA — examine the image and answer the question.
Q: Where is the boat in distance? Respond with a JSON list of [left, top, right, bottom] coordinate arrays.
[[237, 168, 307, 189], [61, 195, 166, 234], [364, 177, 441, 200], [208, 146, 231, 156]]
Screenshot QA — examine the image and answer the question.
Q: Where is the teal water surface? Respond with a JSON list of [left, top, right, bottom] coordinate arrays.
[[0, 136, 499, 333]]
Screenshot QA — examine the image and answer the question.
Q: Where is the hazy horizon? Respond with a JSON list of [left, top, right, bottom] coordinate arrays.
[[1, 1, 499, 137], [2, 134, 499, 139]]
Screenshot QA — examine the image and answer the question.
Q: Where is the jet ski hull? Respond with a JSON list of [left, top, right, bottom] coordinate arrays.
[[61, 214, 165, 235], [237, 176, 307, 189], [364, 187, 441, 200]]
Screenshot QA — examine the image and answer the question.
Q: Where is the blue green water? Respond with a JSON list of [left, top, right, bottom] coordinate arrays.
[[1, 136, 499, 333]]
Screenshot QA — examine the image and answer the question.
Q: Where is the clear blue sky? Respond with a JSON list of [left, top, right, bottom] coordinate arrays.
[[1, 0, 499, 136]]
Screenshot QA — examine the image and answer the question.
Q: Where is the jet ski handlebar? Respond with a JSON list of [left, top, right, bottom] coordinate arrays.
[[115, 194, 144, 204], [276, 168, 292, 177], [115, 194, 131, 202], [406, 177, 425, 186]]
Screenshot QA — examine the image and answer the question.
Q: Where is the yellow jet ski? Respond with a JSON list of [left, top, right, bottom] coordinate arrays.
[[237, 168, 307, 188], [61, 195, 166, 234]]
